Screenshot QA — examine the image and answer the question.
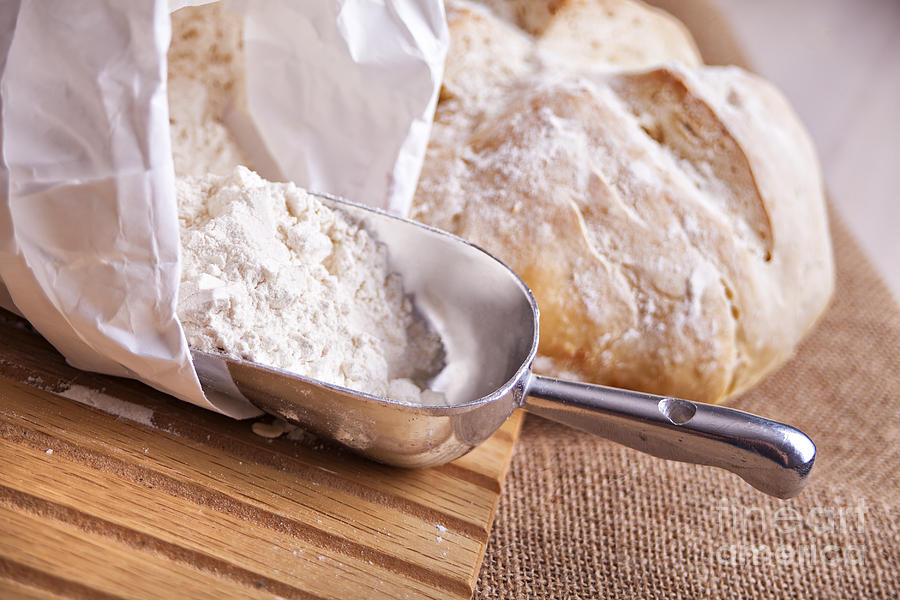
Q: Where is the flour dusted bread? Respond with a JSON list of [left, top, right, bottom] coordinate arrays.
[[168, 3, 250, 177], [411, 1, 834, 403], [482, 0, 701, 70]]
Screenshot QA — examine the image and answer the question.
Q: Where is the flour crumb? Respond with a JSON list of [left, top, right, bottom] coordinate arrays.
[[251, 420, 286, 439], [177, 167, 445, 404], [45, 448, 53, 455]]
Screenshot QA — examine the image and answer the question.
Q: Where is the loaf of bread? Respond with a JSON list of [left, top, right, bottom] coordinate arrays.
[[411, 0, 834, 403], [168, 3, 251, 177], [480, 0, 702, 69]]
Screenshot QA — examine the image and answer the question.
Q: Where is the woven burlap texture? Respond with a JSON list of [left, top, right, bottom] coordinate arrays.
[[475, 209, 900, 598]]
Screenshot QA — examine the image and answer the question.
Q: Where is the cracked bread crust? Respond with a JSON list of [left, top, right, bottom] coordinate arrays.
[[411, 2, 834, 403]]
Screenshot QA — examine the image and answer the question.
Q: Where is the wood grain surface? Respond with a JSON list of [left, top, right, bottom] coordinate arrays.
[[0, 309, 523, 599]]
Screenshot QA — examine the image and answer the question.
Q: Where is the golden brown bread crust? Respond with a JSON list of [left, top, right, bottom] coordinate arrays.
[[411, 2, 834, 403], [479, 0, 701, 69]]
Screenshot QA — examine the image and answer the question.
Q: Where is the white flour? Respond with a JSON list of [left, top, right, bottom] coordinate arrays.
[[168, 5, 447, 404], [58, 384, 156, 428], [176, 167, 445, 404]]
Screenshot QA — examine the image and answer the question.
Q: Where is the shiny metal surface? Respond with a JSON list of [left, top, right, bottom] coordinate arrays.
[[192, 194, 816, 498], [525, 376, 816, 499]]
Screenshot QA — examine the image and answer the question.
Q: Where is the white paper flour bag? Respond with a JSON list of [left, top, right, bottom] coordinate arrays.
[[235, 0, 448, 213], [0, 0, 448, 416]]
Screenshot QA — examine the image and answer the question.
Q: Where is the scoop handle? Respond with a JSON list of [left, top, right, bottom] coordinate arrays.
[[524, 374, 815, 499]]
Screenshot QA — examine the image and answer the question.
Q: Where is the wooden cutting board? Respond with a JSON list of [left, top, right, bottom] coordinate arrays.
[[0, 309, 523, 599]]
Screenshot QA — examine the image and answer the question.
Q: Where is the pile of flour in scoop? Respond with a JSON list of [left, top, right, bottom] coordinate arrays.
[[176, 167, 446, 405]]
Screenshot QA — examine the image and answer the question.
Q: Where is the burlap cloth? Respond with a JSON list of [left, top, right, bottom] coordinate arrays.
[[475, 202, 899, 598]]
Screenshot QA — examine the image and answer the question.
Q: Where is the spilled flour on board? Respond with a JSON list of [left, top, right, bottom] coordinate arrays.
[[57, 384, 156, 428]]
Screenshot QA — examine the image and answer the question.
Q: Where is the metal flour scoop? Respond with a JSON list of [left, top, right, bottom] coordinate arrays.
[[192, 195, 815, 500]]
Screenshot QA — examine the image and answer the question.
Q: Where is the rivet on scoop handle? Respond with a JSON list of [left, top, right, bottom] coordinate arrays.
[[524, 374, 816, 499]]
